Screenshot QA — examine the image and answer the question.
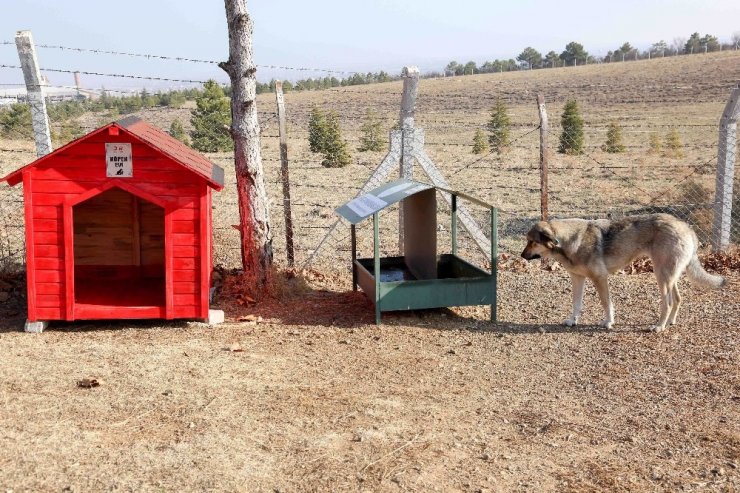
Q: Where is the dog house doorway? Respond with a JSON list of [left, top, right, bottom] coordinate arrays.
[[72, 187, 166, 315]]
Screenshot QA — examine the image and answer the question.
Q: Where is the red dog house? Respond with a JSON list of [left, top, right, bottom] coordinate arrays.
[[1, 116, 224, 330]]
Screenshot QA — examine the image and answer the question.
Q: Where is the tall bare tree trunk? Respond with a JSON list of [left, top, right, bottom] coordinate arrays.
[[220, 0, 273, 293]]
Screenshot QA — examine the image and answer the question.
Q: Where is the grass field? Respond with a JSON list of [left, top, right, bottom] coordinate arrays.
[[0, 50, 739, 492]]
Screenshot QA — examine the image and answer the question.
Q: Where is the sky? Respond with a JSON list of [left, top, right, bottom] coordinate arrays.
[[0, 0, 737, 91]]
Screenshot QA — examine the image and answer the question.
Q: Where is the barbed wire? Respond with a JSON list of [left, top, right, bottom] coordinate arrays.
[[2, 40, 361, 75], [0, 63, 208, 84], [449, 125, 541, 177]]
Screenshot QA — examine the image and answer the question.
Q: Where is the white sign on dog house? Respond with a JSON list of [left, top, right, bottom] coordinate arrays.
[[105, 143, 133, 177]]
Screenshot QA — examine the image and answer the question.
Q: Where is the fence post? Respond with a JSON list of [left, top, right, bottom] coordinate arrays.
[[274, 80, 295, 266], [537, 94, 549, 221], [711, 85, 740, 251], [398, 65, 419, 253], [15, 30, 52, 157]]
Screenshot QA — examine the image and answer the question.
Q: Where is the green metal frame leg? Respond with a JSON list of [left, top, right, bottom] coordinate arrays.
[[373, 213, 381, 325], [490, 207, 498, 322]]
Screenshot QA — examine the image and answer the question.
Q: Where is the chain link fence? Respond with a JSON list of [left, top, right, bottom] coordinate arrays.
[[1, 79, 739, 275]]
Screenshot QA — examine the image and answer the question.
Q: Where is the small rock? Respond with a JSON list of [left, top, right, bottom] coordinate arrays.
[[650, 467, 663, 480], [479, 452, 491, 461], [711, 467, 725, 476], [538, 327, 546, 334], [447, 349, 456, 355]]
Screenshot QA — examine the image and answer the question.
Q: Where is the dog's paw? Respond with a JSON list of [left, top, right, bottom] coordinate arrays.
[[650, 325, 666, 333], [563, 318, 577, 327], [599, 320, 614, 330]]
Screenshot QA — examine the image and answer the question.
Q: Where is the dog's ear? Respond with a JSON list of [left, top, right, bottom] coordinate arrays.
[[538, 225, 559, 249]]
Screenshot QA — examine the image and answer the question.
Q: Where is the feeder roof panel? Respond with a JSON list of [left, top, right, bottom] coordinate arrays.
[[335, 178, 493, 225]]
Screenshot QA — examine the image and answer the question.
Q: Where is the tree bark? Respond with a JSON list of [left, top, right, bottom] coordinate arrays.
[[220, 0, 273, 292]]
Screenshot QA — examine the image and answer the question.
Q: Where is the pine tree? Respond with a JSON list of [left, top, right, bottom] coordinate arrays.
[[648, 132, 662, 154], [602, 122, 625, 153], [0, 103, 32, 138], [169, 118, 189, 145], [472, 128, 489, 154], [664, 128, 684, 158], [558, 100, 584, 155], [190, 80, 232, 152], [308, 106, 329, 153], [358, 108, 384, 152], [487, 98, 511, 153], [321, 111, 352, 168]]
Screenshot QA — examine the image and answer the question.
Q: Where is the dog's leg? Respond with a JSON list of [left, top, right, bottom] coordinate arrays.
[[593, 276, 614, 329], [668, 283, 682, 325], [564, 274, 586, 326], [650, 275, 672, 333]]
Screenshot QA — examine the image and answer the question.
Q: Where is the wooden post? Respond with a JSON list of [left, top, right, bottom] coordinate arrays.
[[399, 66, 419, 254], [274, 80, 295, 266], [220, 0, 273, 292], [537, 94, 549, 221], [15, 30, 52, 157], [711, 85, 740, 251], [451, 194, 458, 256]]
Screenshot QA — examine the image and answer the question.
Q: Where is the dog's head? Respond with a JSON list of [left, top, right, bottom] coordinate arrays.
[[521, 221, 559, 260]]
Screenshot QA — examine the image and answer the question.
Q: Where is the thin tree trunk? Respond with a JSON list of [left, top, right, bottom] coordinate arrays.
[[220, 0, 272, 292]]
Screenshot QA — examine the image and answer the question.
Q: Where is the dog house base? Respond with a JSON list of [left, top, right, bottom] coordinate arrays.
[[203, 309, 225, 325], [24, 320, 48, 333]]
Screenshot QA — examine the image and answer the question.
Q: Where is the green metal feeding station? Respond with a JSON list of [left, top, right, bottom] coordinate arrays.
[[336, 178, 498, 325]]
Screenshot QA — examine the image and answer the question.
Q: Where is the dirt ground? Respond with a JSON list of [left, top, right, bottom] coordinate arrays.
[[0, 265, 738, 492]]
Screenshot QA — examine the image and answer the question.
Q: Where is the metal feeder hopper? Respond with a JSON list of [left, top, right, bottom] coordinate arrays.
[[336, 179, 498, 324]]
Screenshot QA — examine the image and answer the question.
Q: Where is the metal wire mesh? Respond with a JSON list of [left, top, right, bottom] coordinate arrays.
[[1, 85, 738, 274]]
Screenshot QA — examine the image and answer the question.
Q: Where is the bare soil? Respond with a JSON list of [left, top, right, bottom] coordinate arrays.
[[0, 267, 738, 492]]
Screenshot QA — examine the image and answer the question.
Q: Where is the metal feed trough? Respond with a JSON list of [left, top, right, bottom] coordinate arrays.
[[336, 179, 498, 324]]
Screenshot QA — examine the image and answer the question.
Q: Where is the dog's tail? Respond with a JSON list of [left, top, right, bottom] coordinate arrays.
[[686, 254, 725, 288]]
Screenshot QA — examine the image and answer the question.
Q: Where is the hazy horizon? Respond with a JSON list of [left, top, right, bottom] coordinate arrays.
[[0, 0, 738, 91]]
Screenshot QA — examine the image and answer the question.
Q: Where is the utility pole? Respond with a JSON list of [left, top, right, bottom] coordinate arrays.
[[15, 30, 52, 157], [220, 0, 273, 292]]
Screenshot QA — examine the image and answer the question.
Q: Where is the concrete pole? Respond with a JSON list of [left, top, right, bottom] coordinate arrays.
[[15, 30, 52, 157], [398, 65, 419, 254], [712, 86, 740, 251]]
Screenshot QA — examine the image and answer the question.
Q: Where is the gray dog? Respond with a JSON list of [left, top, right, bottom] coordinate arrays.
[[522, 214, 725, 332]]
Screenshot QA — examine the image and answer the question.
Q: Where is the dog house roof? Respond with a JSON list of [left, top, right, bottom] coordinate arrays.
[[336, 178, 493, 224], [1, 116, 224, 189]]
